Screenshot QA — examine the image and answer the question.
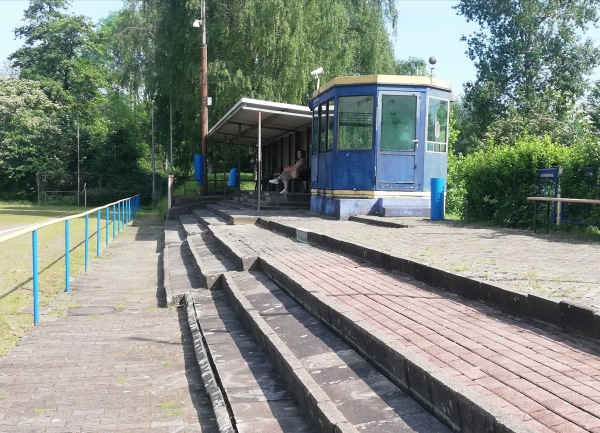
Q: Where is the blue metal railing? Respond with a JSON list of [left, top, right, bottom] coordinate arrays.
[[0, 194, 141, 324]]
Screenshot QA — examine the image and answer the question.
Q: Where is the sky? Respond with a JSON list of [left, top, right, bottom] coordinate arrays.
[[0, 0, 479, 92], [0, 0, 597, 96]]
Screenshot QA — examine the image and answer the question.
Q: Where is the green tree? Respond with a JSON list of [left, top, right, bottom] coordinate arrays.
[[395, 57, 427, 76], [10, 0, 108, 107], [8, 0, 157, 203], [455, 0, 600, 149], [133, 0, 401, 174], [0, 78, 70, 198]]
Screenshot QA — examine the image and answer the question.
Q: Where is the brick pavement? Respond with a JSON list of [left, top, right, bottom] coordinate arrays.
[[264, 214, 600, 311], [206, 222, 600, 433], [0, 212, 217, 433]]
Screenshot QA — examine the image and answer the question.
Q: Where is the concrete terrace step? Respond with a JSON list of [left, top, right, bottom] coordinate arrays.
[[221, 270, 451, 433], [190, 289, 316, 433], [166, 221, 314, 432], [193, 208, 229, 227], [187, 233, 238, 289], [201, 222, 600, 433], [381, 206, 429, 217], [163, 221, 204, 305], [179, 214, 205, 235], [206, 203, 260, 225], [164, 218, 186, 245]]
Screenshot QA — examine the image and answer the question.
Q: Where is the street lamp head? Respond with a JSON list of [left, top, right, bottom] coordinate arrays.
[[192, 19, 201, 28]]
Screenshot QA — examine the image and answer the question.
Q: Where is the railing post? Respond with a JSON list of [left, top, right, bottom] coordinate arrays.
[[112, 204, 116, 240], [84, 214, 89, 271], [117, 201, 121, 234], [32, 230, 39, 325], [105, 206, 109, 246], [65, 220, 70, 292], [96, 210, 101, 257]]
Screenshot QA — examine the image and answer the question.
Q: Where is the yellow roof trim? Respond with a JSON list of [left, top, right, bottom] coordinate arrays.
[[313, 75, 452, 97]]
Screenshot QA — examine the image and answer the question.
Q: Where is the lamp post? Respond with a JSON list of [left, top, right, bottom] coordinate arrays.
[[77, 112, 80, 206], [193, 0, 208, 195]]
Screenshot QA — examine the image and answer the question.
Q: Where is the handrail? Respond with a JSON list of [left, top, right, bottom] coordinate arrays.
[[0, 195, 138, 243], [1, 194, 141, 324]]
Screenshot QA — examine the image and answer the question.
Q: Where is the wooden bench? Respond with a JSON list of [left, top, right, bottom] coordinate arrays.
[[527, 196, 600, 232]]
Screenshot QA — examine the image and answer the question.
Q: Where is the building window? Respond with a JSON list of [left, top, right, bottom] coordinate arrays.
[[327, 99, 335, 151], [426, 97, 449, 153], [319, 102, 327, 153], [312, 109, 318, 154], [337, 95, 374, 150], [380, 94, 417, 152]]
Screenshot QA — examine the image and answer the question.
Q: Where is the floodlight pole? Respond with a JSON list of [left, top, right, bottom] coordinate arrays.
[[77, 112, 80, 206], [199, 0, 208, 195]]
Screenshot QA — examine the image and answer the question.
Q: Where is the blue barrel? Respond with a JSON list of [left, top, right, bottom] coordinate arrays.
[[431, 177, 445, 221], [194, 154, 204, 185], [228, 168, 239, 187]]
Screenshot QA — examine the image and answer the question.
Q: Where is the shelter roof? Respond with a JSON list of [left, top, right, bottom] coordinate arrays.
[[208, 98, 312, 145], [313, 75, 452, 97]]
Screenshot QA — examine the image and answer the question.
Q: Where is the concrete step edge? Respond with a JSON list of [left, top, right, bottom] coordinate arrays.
[[221, 272, 360, 433], [186, 234, 235, 289], [179, 214, 206, 236], [192, 209, 229, 227], [185, 294, 236, 433], [207, 228, 260, 272]]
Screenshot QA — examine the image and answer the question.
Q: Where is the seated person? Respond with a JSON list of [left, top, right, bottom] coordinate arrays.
[[269, 150, 308, 194]]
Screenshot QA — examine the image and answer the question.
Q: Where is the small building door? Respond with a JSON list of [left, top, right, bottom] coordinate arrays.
[[376, 92, 421, 190]]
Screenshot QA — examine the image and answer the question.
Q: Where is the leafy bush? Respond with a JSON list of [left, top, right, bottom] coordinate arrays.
[[558, 139, 600, 223], [457, 136, 570, 227]]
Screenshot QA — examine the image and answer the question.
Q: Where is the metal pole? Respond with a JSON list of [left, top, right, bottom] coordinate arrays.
[[84, 214, 89, 271], [151, 106, 155, 207], [77, 112, 80, 206], [238, 124, 241, 200], [105, 206, 109, 246], [201, 0, 208, 195], [65, 220, 70, 292], [96, 210, 101, 257], [258, 111, 262, 211], [32, 230, 39, 325], [169, 98, 173, 172]]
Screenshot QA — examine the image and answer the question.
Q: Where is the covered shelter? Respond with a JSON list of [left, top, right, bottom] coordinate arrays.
[[309, 75, 453, 219], [208, 98, 312, 209]]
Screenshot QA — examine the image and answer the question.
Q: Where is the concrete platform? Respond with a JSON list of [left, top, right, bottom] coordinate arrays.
[[192, 205, 600, 433], [4, 202, 600, 433]]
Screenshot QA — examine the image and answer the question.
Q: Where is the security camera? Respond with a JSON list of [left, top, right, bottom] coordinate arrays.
[[192, 19, 201, 28], [310, 67, 324, 78], [428, 56, 437, 65]]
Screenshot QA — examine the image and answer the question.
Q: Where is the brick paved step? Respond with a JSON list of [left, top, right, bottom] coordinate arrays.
[[260, 218, 600, 343], [189, 289, 315, 433], [204, 223, 600, 433], [220, 270, 452, 433]]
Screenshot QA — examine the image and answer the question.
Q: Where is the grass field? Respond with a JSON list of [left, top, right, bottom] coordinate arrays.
[[0, 202, 124, 357]]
